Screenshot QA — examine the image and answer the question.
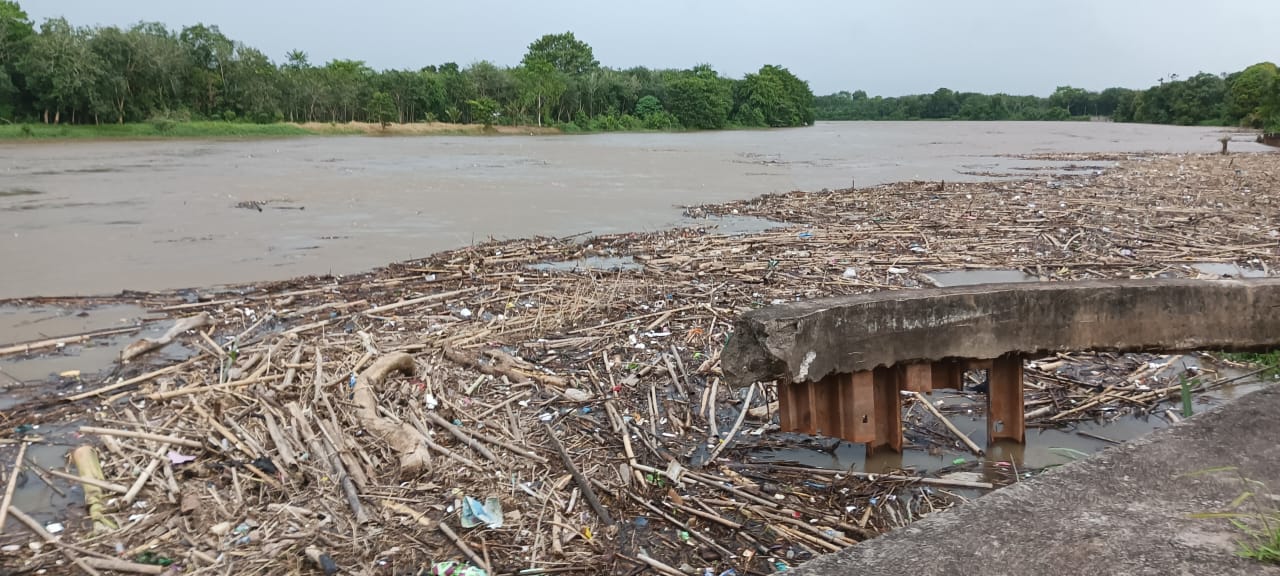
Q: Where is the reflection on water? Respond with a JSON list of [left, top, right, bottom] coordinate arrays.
[[0, 304, 187, 409], [6, 425, 81, 531]]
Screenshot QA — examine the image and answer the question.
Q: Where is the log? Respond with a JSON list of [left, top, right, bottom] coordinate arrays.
[[350, 353, 432, 474], [71, 446, 121, 532], [120, 313, 210, 361], [912, 391, 984, 455], [81, 558, 166, 575], [0, 326, 139, 358], [0, 442, 26, 531], [542, 423, 614, 526], [79, 426, 202, 449], [7, 506, 103, 576]]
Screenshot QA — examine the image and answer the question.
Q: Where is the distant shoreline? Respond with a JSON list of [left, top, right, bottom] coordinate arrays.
[[0, 121, 568, 141]]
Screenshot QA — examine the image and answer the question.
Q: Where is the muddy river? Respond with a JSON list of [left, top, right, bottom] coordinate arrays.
[[0, 121, 1266, 299]]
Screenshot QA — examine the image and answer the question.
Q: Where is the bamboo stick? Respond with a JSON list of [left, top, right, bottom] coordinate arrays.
[[913, 391, 984, 455]]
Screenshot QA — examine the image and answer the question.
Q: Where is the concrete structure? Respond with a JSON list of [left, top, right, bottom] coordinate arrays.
[[790, 385, 1280, 576], [723, 278, 1280, 452]]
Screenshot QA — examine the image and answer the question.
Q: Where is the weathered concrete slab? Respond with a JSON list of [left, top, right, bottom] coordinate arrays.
[[724, 278, 1280, 386], [792, 384, 1280, 576]]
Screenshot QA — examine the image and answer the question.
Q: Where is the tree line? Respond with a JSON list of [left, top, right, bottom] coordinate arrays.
[[0, 1, 815, 131], [816, 62, 1280, 132]]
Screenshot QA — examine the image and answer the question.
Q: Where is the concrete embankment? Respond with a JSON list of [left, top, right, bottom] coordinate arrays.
[[793, 385, 1280, 576]]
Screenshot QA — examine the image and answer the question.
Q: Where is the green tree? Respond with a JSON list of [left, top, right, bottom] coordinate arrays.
[[0, 1, 34, 120], [179, 23, 233, 117], [634, 95, 662, 118], [924, 87, 959, 118], [466, 96, 498, 127], [1049, 86, 1090, 116], [369, 91, 395, 128], [521, 32, 598, 77], [735, 64, 813, 126], [20, 17, 102, 123], [515, 58, 565, 127], [666, 65, 732, 129], [1228, 62, 1279, 127]]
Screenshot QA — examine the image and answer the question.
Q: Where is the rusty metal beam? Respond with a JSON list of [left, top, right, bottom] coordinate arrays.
[[899, 363, 933, 394], [871, 366, 903, 454], [988, 355, 1025, 444], [775, 356, 1025, 451]]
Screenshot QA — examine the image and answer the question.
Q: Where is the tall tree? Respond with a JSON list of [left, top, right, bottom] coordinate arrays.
[[666, 65, 732, 129], [179, 24, 233, 117], [521, 32, 598, 77], [1228, 62, 1279, 127], [0, 0, 34, 120], [20, 17, 102, 123], [734, 65, 815, 127], [515, 58, 565, 127]]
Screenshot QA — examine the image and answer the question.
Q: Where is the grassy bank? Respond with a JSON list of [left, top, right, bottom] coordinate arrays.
[[0, 121, 312, 139], [0, 120, 562, 140]]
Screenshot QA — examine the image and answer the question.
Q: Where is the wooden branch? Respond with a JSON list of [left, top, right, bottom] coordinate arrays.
[[0, 441, 27, 531], [79, 426, 201, 449], [0, 326, 139, 358], [121, 313, 210, 361], [7, 506, 102, 576], [912, 391, 983, 455], [705, 383, 755, 464], [542, 423, 614, 526]]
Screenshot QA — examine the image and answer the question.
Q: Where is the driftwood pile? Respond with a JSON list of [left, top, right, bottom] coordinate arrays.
[[1, 152, 1278, 575]]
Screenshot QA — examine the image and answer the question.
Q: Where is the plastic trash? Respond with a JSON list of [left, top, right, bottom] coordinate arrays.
[[432, 565, 486, 576], [134, 552, 174, 566], [458, 496, 504, 529], [166, 451, 196, 465], [952, 458, 966, 465]]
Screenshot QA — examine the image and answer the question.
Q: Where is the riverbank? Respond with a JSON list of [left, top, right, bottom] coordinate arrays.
[[0, 120, 562, 140], [1, 152, 1277, 574]]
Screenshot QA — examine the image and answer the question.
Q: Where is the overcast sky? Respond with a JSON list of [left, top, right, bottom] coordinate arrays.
[[23, 0, 1279, 96]]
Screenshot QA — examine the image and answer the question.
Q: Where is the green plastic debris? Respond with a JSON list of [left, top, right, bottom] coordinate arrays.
[[134, 552, 174, 566]]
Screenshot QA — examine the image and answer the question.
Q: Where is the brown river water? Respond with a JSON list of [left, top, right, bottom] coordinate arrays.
[[1, 121, 1267, 300]]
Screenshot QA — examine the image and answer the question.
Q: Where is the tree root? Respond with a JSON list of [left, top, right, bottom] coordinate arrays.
[[351, 353, 432, 475]]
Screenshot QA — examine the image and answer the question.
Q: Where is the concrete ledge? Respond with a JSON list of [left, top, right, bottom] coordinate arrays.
[[724, 278, 1280, 386], [792, 385, 1280, 576]]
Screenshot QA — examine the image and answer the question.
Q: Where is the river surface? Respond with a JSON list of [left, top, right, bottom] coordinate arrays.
[[0, 121, 1266, 299]]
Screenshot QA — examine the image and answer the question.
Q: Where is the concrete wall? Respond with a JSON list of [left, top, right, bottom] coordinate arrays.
[[724, 278, 1280, 386], [789, 385, 1280, 576]]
